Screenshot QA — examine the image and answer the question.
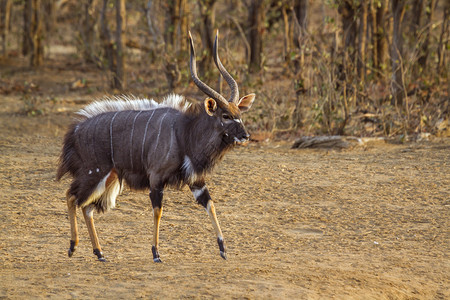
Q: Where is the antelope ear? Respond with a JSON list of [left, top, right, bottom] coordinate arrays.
[[204, 98, 217, 116], [237, 93, 255, 113]]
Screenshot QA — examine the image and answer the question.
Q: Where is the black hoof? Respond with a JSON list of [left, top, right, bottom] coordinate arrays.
[[152, 245, 162, 263], [68, 240, 76, 257], [217, 238, 227, 260], [93, 249, 105, 262]]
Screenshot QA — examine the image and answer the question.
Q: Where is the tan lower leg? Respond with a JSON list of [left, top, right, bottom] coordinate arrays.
[[152, 207, 163, 262], [206, 200, 223, 240], [206, 200, 226, 259], [153, 207, 163, 248], [66, 193, 79, 246], [82, 207, 102, 252]]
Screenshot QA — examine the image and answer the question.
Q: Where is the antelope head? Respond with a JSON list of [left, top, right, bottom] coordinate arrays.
[[188, 30, 255, 145]]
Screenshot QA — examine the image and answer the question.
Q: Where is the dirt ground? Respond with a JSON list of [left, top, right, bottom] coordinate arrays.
[[0, 93, 449, 299]]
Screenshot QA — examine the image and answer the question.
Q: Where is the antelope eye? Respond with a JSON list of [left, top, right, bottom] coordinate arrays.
[[222, 114, 231, 120]]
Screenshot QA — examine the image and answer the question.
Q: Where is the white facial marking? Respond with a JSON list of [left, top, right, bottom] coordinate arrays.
[[96, 168, 100, 172], [234, 119, 242, 123], [88, 170, 93, 175], [234, 137, 247, 144]]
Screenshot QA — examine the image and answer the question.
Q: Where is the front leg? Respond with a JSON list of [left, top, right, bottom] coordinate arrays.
[[150, 188, 163, 263], [190, 183, 227, 260]]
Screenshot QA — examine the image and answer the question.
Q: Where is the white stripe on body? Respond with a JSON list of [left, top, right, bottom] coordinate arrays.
[[129, 110, 143, 170], [153, 112, 169, 153], [141, 110, 157, 165], [110, 112, 119, 166]]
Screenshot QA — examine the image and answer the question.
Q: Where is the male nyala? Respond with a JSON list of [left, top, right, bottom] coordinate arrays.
[[57, 31, 255, 262]]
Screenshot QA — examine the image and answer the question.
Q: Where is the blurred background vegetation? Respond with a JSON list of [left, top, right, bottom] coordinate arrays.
[[0, 0, 448, 139]]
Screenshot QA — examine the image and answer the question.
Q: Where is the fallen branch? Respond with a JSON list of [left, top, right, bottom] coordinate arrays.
[[292, 136, 350, 149], [292, 136, 388, 149]]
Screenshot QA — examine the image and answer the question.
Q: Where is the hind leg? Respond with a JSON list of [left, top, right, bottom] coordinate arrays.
[[67, 191, 79, 257], [82, 206, 106, 262]]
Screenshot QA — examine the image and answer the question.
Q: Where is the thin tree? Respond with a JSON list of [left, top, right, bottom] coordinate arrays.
[[197, 0, 217, 77], [437, 0, 449, 75], [371, 0, 388, 77], [99, 0, 126, 91], [391, 0, 406, 106], [79, 0, 100, 64], [23, 0, 32, 56], [417, 0, 436, 70], [338, 0, 357, 69], [247, 0, 264, 73], [23, 0, 44, 67], [114, 0, 126, 90], [0, 0, 11, 56], [357, 0, 368, 84], [291, 0, 308, 128]]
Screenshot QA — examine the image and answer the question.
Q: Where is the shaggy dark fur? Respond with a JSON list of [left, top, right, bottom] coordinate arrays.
[[57, 98, 243, 212]]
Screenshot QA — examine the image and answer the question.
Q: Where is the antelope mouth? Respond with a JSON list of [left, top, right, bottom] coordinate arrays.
[[233, 137, 249, 146]]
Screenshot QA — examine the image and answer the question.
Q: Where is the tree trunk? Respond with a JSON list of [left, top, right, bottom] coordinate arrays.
[[42, 0, 55, 34], [197, 0, 216, 77], [29, 0, 43, 67], [338, 0, 357, 67], [114, 0, 126, 90], [358, 0, 368, 84], [437, 0, 449, 74], [23, 0, 32, 56], [417, 0, 436, 70], [248, 0, 264, 73], [291, 0, 308, 128], [179, 0, 189, 52], [0, 0, 11, 56], [408, 0, 423, 38], [100, 0, 115, 87], [391, 0, 406, 106], [371, 0, 388, 76], [375, 0, 388, 75], [293, 0, 307, 33], [282, 4, 290, 62], [80, 0, 99, 64]]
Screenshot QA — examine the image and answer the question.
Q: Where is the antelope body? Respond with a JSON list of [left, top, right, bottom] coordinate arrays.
[[57, 31, 255, 262]]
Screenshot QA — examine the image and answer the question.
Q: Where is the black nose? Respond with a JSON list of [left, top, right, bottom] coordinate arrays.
[[244, 133, 250, 140]]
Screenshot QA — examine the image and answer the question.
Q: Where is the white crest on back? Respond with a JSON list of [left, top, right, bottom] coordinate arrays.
[[76, 94, 191, 119], [159, 94, 192, 112]]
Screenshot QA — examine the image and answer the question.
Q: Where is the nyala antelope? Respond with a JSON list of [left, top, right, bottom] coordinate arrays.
[[57, 31, 255, 262]]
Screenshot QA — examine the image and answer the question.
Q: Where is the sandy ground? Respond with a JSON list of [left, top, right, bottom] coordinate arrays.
[[0, 96, 449, 299]]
